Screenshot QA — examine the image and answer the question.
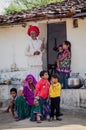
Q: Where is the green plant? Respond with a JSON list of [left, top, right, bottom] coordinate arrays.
[[4, 0, 63, 14], [4, 3, 22, 14]]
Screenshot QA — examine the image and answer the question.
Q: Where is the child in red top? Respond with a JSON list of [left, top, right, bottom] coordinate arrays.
[[35, 70, 50, 120]]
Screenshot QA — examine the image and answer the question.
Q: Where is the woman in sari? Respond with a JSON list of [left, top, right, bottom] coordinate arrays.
[[14, 94, 29, 121], [23, 74, 37, 115]]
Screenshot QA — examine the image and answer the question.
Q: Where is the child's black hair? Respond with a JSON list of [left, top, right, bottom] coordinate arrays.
[[10, 88, 17, 94], [51, 74, 59, 80], [64, 41, 71, 52], [57, 44, 63, 51], [40, 70, 48, 77], [58, 44, 63, 48]]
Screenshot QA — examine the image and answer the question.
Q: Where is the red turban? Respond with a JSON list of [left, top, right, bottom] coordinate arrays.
[[27, 26, 40, 36]]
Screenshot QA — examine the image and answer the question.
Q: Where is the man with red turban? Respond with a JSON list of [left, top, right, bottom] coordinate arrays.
[[25, 26, 44, 81], [27, 26, 40, 37]]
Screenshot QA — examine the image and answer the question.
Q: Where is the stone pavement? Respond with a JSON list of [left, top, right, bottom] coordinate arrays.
[[0, 108, 86, 130]]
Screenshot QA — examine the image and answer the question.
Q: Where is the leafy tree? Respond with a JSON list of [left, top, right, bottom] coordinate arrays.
[[4, 0, 63, 14]]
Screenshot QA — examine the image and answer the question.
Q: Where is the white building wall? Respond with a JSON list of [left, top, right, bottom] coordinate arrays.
[[0, 26, 27, 70], [66, 18, 86, 77]]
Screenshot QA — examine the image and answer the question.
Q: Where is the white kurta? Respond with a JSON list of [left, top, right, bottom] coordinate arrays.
[[25, 37, 43, 81]]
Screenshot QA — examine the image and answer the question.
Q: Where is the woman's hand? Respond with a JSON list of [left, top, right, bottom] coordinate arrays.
[[34, 51, 40, 55]]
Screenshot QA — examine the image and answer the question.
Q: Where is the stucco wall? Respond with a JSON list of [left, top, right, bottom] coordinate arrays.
[[0, 26, 28, 70], [61, 89, 86, 109], [66, 18, 86, 77]]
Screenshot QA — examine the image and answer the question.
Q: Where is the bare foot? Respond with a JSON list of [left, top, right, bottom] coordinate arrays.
[[3, 110, 9, 113], [14, 116, 21, 121]]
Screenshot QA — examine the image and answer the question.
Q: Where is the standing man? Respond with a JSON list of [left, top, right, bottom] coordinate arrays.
[[25, 26, 44, 81]]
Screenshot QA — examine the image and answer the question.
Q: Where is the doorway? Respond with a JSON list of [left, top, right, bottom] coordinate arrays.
[[47, 22, 67, 75]]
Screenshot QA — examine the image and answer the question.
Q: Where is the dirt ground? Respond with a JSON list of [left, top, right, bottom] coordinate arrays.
[[0, 108, 86, 130]]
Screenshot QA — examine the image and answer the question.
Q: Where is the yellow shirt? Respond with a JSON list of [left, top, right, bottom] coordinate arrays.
[[49, 82, 61, 98]]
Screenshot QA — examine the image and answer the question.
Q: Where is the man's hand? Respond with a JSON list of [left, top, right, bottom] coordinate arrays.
[[34, 51, 40, 55]]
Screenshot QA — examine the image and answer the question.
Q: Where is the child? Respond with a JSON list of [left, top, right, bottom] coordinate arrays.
[[49, 74, 62, 121], [4, 88, 17, 118], [56, 44, 63, 72], [58, 41, 71, 89], [35, 70, 50, 120], [30, 96, 42, 123]]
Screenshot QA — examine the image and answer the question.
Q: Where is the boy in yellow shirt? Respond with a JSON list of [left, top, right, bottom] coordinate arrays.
[[49, 74, 62, 121]]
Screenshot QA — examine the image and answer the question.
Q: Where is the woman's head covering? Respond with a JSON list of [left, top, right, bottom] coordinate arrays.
[[27, 26, 40, 36], [25, 74, 37, 88], [23, 74, 37, 106]]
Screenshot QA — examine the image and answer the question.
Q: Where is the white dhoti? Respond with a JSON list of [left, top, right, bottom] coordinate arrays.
[[27, 65, 42, 81]]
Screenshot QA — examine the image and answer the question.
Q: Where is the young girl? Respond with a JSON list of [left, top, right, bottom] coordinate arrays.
[[30, 96, 42, 123], [58, 41, 71, 89]]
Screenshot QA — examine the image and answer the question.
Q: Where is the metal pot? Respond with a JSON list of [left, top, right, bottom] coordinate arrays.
[[84, 79, 86, 88], [83, 74, 86, 88], [68, 73, 83, 89]]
